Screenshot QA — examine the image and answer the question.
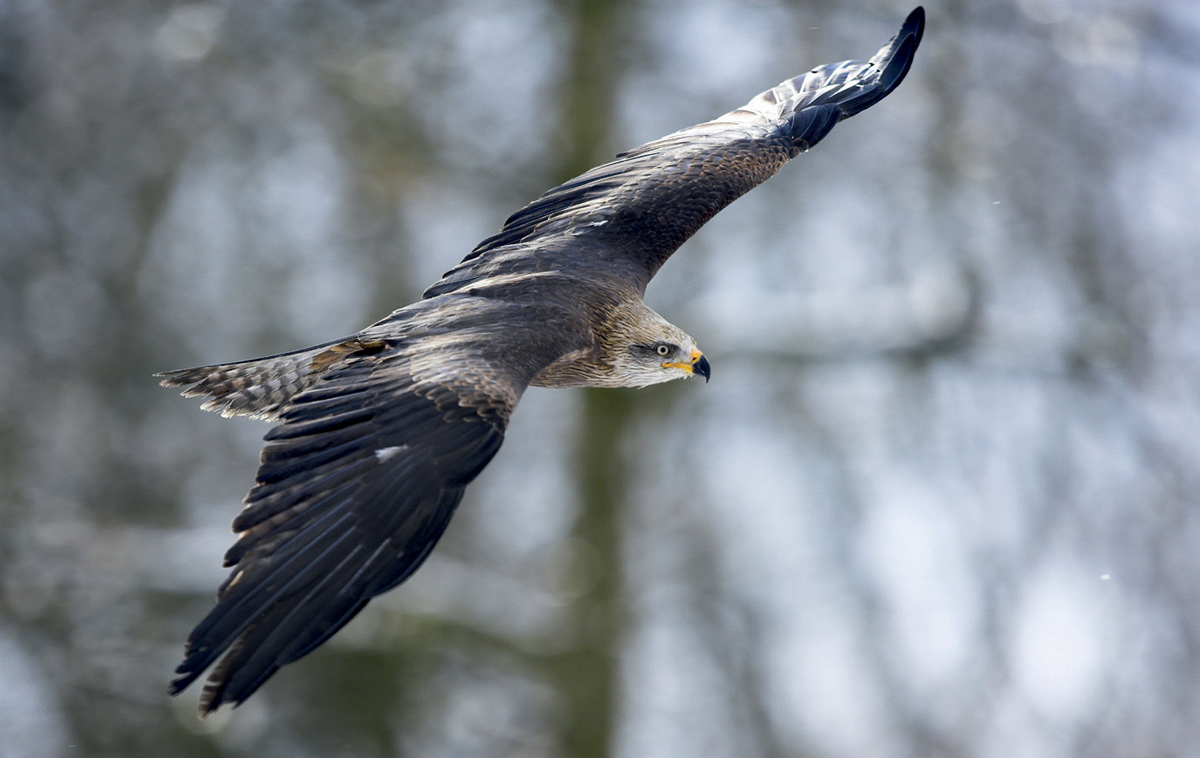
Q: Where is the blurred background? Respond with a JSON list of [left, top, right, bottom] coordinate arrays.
[[2, 0, 1199, 756]]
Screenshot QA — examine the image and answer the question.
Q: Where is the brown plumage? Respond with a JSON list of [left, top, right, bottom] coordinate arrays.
[[162, 7, 924, 716]]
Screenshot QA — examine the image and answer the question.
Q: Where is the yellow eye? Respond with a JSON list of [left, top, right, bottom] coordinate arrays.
[[656, 344, 671, 357]]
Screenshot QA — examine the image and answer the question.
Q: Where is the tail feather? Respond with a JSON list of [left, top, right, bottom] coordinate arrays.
[[157, 337, 386, 420], [157, 349, 325, 420]]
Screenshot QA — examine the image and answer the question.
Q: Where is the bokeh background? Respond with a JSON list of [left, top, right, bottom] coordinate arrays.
[[3, 0, 1199, 756]]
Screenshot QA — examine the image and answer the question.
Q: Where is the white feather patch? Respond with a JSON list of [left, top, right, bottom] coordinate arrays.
[[374, 445, 408, 463]]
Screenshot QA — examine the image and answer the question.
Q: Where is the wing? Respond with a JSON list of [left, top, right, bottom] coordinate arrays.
[[425, 7, 924, 299], [168, 297, 581, 715]]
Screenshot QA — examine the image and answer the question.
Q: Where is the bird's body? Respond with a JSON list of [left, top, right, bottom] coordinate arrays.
[[163, 8, 924, 715]]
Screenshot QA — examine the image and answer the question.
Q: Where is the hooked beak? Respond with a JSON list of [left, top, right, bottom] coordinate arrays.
[[663, 348, 711, 383]]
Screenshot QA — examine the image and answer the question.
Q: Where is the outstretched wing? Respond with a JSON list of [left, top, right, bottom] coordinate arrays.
[[166, 297, 581, 715], [425, 7, 924, 299]]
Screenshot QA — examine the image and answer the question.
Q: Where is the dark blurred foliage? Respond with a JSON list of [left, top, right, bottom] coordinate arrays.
[[2, 0, 1200, 756]]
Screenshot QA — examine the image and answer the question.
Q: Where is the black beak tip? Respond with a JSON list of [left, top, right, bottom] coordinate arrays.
[[694, 355, 711, 383]]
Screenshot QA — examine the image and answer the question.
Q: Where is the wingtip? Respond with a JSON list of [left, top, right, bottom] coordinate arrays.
[[169, 650, 243, 718], [197, 681, 229, 718], [169, 656, 204, 696], [904, 7, 926, 48], [815, 6, 923, 124], [890, 6, 926, 65], [168, 670, 214, 717], [870, 6, 926, 98]]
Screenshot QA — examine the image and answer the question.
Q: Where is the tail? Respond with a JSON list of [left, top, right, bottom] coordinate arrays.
[[157, 337, 387, 420]]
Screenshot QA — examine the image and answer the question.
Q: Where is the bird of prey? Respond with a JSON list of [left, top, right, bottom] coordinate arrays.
[[162, 7, 924, 715]]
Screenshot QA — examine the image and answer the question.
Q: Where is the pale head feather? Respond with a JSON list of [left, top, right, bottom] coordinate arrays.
[[603, 301, 701, 388]]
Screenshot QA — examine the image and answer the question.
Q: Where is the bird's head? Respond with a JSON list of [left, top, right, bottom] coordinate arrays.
[[605, 303, 711, 388]]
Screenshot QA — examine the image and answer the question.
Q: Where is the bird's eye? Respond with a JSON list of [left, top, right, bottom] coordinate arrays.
[[655, 344, 672, 357]]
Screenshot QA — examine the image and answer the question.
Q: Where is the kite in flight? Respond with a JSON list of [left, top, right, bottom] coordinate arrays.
[[162, 7, 924, 715]]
